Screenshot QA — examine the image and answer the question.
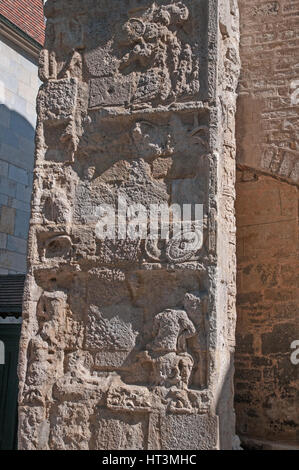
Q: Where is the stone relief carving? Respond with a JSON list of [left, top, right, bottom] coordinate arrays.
[[117, 3, 199, 106], [107, 383, 152, 412], [85, 304, 142, 353], [19, 0, 239, 451], [39, 14, 85, 82], [149, 308, 196, 353], [77, 112, 210, 175], [41, 189, 73, 225], [145, 220, 206, 265], [38, 78, 88, 162], [87, 1, 202, 109], [41, 235, 73, 262], [22, 291, 68, 405], [138, 308, 197, 390]]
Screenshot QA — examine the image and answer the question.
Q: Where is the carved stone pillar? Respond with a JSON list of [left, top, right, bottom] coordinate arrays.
[[18, 0, 240, 450]]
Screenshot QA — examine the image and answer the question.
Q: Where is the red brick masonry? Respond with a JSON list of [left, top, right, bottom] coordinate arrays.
[[0, 0, 45, 45]]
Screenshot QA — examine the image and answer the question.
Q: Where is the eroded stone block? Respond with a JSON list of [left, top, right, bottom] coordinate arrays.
[[160, 414, 219, 450]]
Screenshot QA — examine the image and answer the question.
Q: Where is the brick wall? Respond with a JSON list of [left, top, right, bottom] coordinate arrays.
[[237, 0, 299, 184], [235, 169, 299, 446], [236, 0, 299, 447], [0, 0, 45, 45]]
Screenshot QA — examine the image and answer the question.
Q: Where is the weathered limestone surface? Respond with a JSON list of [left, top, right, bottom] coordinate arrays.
[[18, 0, 240, 450], [235, 0, 299, 448], [235, 169, 299, 447], [237, 0, 299, 184]]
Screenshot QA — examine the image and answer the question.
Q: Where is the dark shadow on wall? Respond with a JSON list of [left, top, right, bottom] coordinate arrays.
[[0, 104, 35, 172], [0, 104, 35, 275], [0, 104, 35, 450], [216, 352, 238, 450]]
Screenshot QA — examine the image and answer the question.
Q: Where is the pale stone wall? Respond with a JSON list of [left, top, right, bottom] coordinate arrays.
[[18, 0, 240, 450], [0, 36, 39, 274], [237, 0, 299, 184], [235, 0, 299, 448], [235, 169, 299, 447]]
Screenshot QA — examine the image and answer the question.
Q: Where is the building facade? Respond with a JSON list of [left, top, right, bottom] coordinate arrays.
[[0, 0, 298, 450], [235, 0, 299, 449], [0, 1, 44, 274], [0, 0, 44, 450]]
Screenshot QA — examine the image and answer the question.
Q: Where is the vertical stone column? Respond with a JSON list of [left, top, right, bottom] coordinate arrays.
[[18, 0, 240, 450]]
